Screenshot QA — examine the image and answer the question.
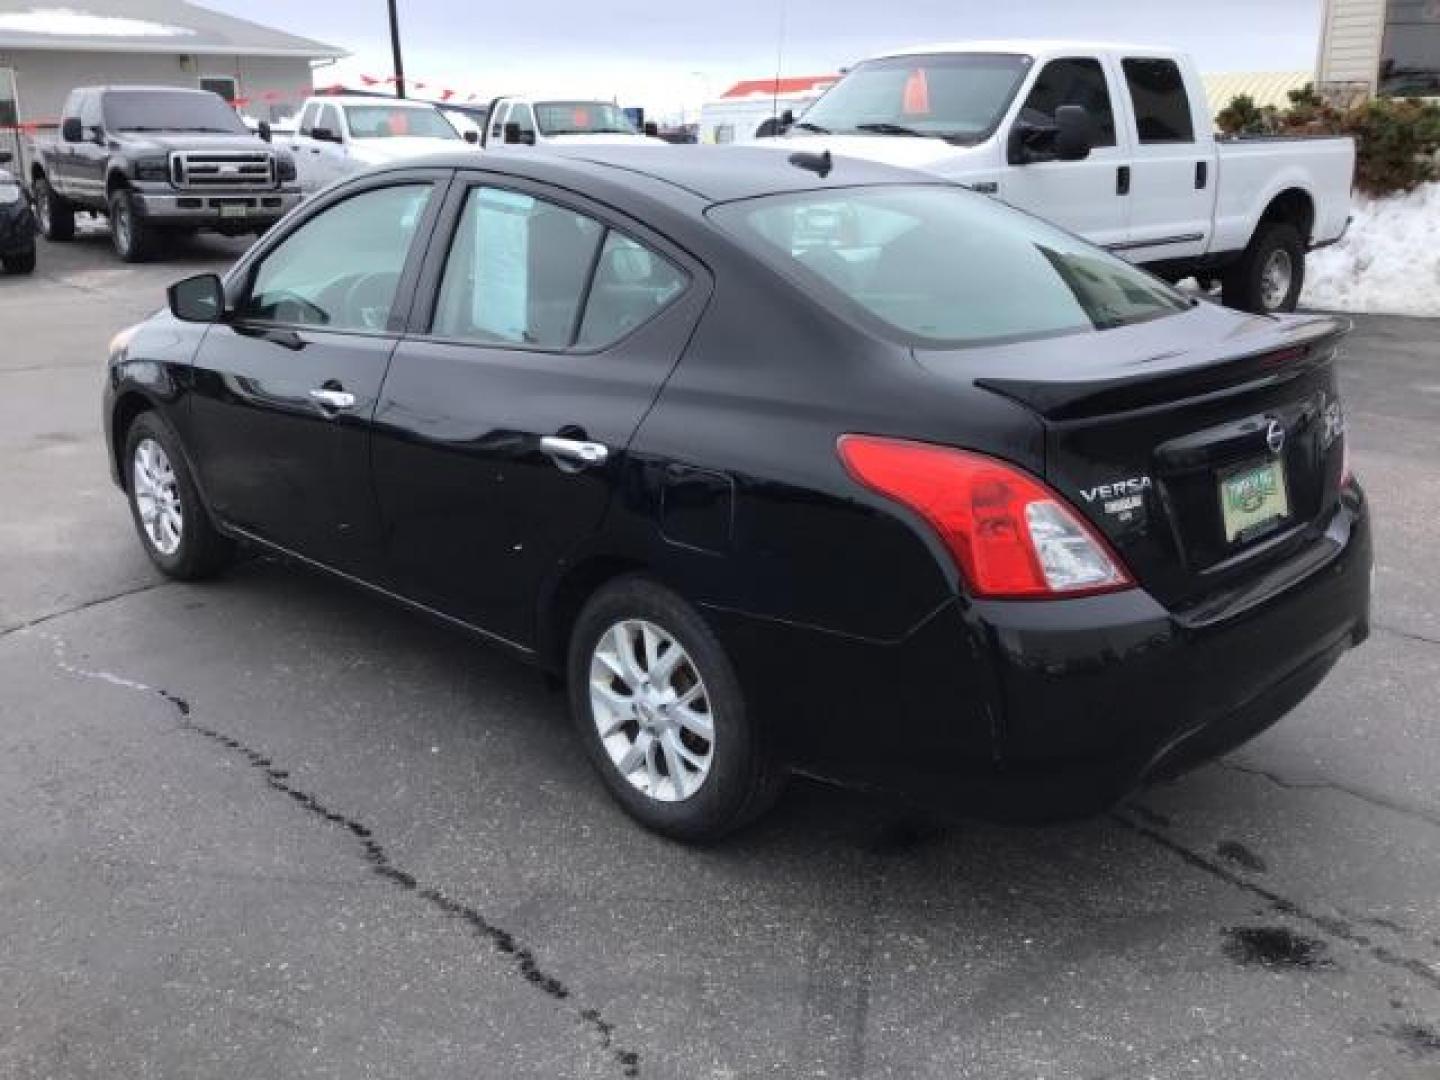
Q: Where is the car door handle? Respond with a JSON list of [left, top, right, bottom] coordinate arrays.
[[540, 436, 609, 469], [1116, 165, 1131, 196], [309, 387, 356, 411]]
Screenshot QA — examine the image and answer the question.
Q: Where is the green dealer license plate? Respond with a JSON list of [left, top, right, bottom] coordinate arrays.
[[218, 204, 248, 218], [1219, 457, 1290, 543]]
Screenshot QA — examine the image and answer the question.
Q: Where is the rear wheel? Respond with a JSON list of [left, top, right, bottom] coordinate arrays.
[[1222, 222, 1305, 314], [34, 176, 75, 241], [123, 411, 234, 579], [109, 189, 160, 263], [567, 576, 785, 841], [1, 247, 35, 274]]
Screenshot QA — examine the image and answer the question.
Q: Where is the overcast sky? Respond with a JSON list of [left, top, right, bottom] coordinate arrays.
[[203, 0, 1325, 118]]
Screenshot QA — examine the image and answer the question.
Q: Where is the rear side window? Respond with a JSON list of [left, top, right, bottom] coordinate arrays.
[[577, 232, 687, 348], [1019, 58, 1116, 147], [709, 185, 1189, 347], [1121, 58, 1194, 144]]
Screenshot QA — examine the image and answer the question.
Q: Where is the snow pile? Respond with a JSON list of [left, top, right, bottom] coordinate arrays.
[[1302, 182, 1440, 317], [0, 9, 193, 37]]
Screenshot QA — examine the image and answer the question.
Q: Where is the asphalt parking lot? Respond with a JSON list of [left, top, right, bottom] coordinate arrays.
[[3, 227, 1439, 1080]]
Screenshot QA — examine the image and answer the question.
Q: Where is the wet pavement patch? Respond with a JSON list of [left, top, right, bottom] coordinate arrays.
[[1216, 839, 1268, 873], [1222, 926, 1334, 970]]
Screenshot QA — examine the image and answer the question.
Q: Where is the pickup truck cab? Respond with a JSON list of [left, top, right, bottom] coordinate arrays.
[[32, 86, 300, 262], [783, 41, 1355, 312], [481, 96, 665, 148], [286, 96, 474, 194]]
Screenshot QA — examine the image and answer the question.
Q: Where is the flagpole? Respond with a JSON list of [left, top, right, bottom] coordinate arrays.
[[387, 0, 406, 98]]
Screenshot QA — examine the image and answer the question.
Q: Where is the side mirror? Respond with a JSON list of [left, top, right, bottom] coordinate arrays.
[[1053, 104, 1094, 161], [643, 121, 659, 138], [257, 120, 273, 143], [463, 129, 479, 145], [62, 117, 84, 143], [503, 121, 527, 145], [168, 273, 225, 324], [310, 126, 339, 144], [0, 150, 11, 165], [780, 108, 795, 129]]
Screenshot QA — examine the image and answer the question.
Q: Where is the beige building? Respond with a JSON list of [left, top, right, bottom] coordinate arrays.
[[1317, 0, 1440, 98]]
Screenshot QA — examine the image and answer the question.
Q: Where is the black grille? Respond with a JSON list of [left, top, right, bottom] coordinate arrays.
[[169, 151, 275, 190]]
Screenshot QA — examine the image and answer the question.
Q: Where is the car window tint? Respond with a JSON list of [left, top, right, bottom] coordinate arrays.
[[432, 186, 604, 348], [510, 104, 536, 135], [577, 232, 687, 348], [319, 104, 343, 137], [1121, 58, 1194, 144], [710, 185, 1189, 347], [241, 184, 432, 331], [1019, 58, 1116, 147]]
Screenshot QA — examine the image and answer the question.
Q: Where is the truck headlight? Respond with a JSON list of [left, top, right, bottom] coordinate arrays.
[[0, 183, 21, 204], [133, 157, 170, 182]]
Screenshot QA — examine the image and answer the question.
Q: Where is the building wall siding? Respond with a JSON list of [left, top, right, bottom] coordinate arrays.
[[1318, 0, 1387, 89]]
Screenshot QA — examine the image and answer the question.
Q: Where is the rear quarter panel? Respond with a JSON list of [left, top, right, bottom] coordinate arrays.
[[1212, 137, 1356, 252]]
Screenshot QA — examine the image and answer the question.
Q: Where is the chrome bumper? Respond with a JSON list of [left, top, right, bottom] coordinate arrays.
[[132, 189, 303, 222]]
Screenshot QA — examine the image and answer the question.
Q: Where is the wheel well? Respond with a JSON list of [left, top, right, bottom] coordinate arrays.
[[538, 555, 647, 674], [30, 163, 46, 185], [111, 392, 154, 490], [1259, 188, 1315, 245], [105, 171, 131, 199]]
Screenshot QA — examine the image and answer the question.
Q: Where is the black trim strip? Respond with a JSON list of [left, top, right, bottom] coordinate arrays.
[[1105, 232, 1205, 253]]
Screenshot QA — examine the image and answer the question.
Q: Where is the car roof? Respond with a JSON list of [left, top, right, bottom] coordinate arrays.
[[867, 39, 1182, 60], [395, 145, 938, 206], [314, 96, 442, 108]]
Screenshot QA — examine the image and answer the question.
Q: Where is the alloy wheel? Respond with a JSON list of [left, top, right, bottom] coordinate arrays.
[[589, 619, 715, 802], [112, 200, 132, 256], [36, 186, 51, 234], [1260, 248, 1293, 312], [132, 437, 183, 555]]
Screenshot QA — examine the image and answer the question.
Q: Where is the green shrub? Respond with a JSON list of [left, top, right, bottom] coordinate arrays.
[[1216, 83, 1440, 196]]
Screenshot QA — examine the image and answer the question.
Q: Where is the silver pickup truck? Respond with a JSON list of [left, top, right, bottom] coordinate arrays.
[[30, 85, 301, 262]]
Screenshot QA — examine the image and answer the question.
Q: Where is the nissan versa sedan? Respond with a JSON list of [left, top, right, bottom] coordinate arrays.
[[103, 146, 1371, 840]]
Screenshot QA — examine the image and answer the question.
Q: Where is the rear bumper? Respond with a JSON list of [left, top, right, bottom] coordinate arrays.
[[710, 493, 1372, 820], [131, 188, 301, 224]]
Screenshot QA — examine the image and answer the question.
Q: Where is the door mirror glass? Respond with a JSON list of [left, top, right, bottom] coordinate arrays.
[[1053, 104, 1095, 160], [310, 126, 339, 144], [0, 149, 11, 165], [257, 120, 273, 143], [61, 117, 84, 143], [168, 273, 226, 323], [463, 128, 479, 145]]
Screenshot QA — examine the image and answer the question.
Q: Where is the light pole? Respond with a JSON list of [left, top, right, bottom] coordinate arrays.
[[387, 0, 406, 98]]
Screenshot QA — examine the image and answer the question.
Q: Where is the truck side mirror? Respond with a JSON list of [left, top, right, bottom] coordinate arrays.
[[1054, 105, 1094, 161], [257, 120, 273, 143], [168, 273, 226, 324], [503, 121, 534, 146], [780, 109, 795, 130], [62, 117, 84, 143], [643, 121, 659, 138], [310, 126, 339, 144], [0, 150, 11, 165], [463, 129, 479, 145]]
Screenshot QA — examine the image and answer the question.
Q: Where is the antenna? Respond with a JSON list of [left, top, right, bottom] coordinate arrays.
[[771, 0, 787, 127]]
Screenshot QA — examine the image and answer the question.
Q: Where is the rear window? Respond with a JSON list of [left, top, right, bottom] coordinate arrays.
[[708, 185, 1190, 347]]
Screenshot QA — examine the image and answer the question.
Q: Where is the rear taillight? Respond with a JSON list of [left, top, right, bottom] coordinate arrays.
[[838, 435, 1133, 600]]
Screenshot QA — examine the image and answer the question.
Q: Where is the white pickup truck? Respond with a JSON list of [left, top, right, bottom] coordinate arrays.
[[283, 95, 477, 194], [781, 41, 1355, 312], [480, 97, 665, 149]]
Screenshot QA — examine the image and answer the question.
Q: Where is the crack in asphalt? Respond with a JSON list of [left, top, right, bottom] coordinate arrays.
[[1113, 811, 1440, 993], [41, 634, 642, 1078], [1374, 622, 1440, 649], [1218, 760, 1440, 830], [0, 580, 169, 640]]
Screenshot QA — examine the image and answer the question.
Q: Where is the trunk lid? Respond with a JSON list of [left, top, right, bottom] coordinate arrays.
[[916, 303, 1351, 610]]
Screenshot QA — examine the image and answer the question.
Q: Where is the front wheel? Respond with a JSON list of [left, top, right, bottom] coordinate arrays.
[[1222, 222, 1305, 314], [567, 577, 785, 841], [109, 189, 160, 263], [123, 411, 234, 580], [34, 176, 75, 241], [1, 247, 35, 274]]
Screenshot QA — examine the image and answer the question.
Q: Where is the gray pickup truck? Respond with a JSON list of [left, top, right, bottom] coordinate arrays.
[[31, 85, 301, 262]]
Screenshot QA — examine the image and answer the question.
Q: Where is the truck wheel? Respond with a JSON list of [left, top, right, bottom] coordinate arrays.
[[1, 247, 36, 274], [34, 176, 76, 241], [109, 189, 159, 263], [1222, 222, 1305, 314]]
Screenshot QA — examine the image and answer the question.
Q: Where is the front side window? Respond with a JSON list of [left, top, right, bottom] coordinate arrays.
[[297, 102, 320, 136], [508, 104, 537, 137], [345, 105, 459, 140], [1019, 58, 1117, 147], [241, 183, 432, 331], [798, 53, 1032, 144], [710, 185, 1189, 347], [318, 104, 343, 138], [1380, 0, 1440, 96], [533, 101, 636, 136], [1121, 58, 1194, 144]]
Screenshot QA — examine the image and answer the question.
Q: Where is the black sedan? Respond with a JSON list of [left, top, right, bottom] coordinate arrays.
[[0, 149, 37, 275], [103, 147, 1371, 839]]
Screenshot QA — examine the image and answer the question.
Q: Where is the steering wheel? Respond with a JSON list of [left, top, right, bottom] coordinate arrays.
[[340, 272, 399, 331]]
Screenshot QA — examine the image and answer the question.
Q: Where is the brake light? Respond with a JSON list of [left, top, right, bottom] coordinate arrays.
[[838, 435, 1133, 599]]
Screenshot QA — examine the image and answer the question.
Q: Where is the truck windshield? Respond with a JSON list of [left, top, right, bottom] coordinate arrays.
[[534, 102, 637, 136], [709, 185, 1190, 347], [796, 53, 1032, 144], [344, 106, 460, 139], [102, 91, 248, 134]]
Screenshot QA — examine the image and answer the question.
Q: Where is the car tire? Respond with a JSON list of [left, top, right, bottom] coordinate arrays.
[[109, 189, 160, 263], [1, 247, 36, 274], [34, 176, 75, 241], [567, 576, 785, 841], [1222, 221, 1305, 314], [123, 411, 235, 580]]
